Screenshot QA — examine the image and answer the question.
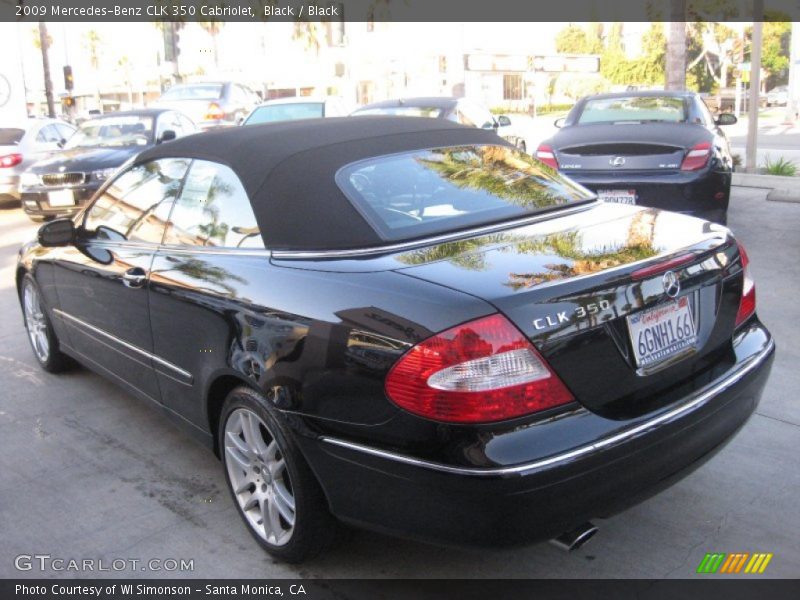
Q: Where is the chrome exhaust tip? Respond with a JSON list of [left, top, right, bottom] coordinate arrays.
[[549, 522, 598, 552]]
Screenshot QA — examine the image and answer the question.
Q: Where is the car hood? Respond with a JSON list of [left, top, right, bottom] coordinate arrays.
[[27, 145, 144, 174], [550, 122, 709, 150]]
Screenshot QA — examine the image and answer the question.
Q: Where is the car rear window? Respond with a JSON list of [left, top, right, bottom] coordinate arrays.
[[336, 145, 594, 242], [578, 96, 687, 124], [0, 128, 25, 145], [160, 84, 223, 101], [244, 103, 323, 125], [354, 106, 444, 119]]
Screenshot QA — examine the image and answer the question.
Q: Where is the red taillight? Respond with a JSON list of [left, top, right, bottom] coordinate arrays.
[[735, 242, 756, 327], [680, 142, 711, 171], [384, 314, 574, 423], [0, 154, 23, 168], [205, 102, 225, 120], [535, 144, 559, 170]]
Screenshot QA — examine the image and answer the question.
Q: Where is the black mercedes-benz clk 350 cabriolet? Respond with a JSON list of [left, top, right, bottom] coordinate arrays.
[[17, 117, 774, 562]]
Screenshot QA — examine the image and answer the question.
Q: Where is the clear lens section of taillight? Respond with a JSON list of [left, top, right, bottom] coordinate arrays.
[[680, 142, 712, 171], [735, 242, 756, 327], [535, 144, 559, 169], [385, 314, 574, 423]]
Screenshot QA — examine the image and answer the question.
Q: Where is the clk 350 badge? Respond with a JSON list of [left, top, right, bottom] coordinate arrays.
[[533, 300, 611, 330]]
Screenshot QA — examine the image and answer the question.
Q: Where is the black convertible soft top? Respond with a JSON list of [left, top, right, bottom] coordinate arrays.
[[137, 116, 504, 251]]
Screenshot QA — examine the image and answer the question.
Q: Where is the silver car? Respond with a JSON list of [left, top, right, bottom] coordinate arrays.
[[0, 118, 77, 202], [241, 96, 350, 126]]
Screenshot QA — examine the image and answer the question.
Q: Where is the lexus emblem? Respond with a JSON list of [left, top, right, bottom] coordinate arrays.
[[610, 156, 626, 167], [662, 271, 681, 298]]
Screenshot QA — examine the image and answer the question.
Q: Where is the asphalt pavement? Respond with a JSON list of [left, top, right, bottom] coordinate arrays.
[[0, 189, 798, 579]]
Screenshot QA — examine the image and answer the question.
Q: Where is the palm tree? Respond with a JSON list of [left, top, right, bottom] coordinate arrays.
[[34, 23, 55, 117], [665, 2, 687, 91], [83, 29, 103, 109], [198, 21, 224, 68]]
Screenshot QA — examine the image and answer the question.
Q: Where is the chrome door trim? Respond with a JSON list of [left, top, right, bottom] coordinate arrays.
[[52, 309, 193, 384]]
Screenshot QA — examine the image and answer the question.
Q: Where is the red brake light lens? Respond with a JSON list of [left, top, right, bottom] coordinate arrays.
[[205, 102, 225, 120], [385, 314, 574, 423], [680, 142, 712, 171], [735, 242, 756, 327], [535, 144, 559, 170], [0, 154, 23, 168]]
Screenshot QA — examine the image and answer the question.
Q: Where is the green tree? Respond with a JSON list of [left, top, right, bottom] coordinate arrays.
[[555, 24, 590, 54], [749, 16, 791, 89]]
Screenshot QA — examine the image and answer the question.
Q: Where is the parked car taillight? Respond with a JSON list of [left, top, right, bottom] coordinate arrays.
[[0, 153, 22, 168], [385, 313, 574, 423], [205, 102, 225, 120], [735, 242, 756, 327], [535, 144, 559, 169], [680, 142, 712, 171]]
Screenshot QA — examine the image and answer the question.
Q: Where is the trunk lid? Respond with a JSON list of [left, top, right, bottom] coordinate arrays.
[[393, 204, 741, 418], [554, 122, 707, 172]]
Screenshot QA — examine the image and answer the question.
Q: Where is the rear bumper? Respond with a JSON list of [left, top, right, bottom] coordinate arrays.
[[0, 175, 20, 199], [298, 322, 774, 547], [564, 167, 731, 224]]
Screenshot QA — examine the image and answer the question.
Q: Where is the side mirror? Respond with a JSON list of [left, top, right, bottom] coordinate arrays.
[[554, 117, 566, 128], [497, 115, 512, 127], [237, 115, 245, 126], [158, 129, 177, 144], [57, 138, 67, 148], [715, 113, 737, 126], [38, 218, 75, 247]]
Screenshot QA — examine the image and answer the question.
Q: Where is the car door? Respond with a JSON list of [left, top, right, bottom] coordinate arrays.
[[148, 159, 265, 427], [52, 158, 191, 403]]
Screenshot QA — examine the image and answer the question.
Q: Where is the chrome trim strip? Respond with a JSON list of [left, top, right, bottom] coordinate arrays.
[[321, 337, 774, 478], [271, 200, 601, 260], [53, 309, 193, 383]]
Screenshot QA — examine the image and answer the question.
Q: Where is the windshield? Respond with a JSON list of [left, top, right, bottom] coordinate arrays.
[[244, 103, 324, 125], [337, 145, 594, 242], [578, 96, 687, 124], [65, 116, 154, 149], [0, 128, 25, 145], [354, 106, 444, 119], [160, 84, 223, 101]]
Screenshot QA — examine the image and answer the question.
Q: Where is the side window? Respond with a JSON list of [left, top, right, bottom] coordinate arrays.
[[83, 158, 191, 244], [55, 123, 76, 141], [176, 113, 196, 135], [155, 112, 181, 140], [36, 124, 62, 143], [162, 160, 264, 249]]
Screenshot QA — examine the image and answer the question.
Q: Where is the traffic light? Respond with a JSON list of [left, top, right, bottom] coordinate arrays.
[[63, 96, 74, 108], [63, 65, 74, 91]]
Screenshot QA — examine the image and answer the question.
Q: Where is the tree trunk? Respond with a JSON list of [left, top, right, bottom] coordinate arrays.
[[665, 0, 687, 91], [38, 22, 55, 118]]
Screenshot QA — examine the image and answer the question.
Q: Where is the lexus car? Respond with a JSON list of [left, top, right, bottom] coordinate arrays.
[[17, 117, 774, 563], [19, 109, 196, 221], [535, 91, 737, 224], [153, 81, 260, 129]]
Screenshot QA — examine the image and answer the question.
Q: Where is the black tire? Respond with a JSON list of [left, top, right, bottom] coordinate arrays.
[[219, 386, 337, 563], [20, 274, 71, 373]]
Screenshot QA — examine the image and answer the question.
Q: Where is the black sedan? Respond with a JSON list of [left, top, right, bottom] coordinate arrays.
[[536, 91, 737, 224], [20, 109, 196, 221], [17, 117, 774, 563]]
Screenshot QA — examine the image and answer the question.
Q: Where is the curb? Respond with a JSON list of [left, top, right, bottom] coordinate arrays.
[[732, 172, 798, 189], [767, 189, 800, 203]]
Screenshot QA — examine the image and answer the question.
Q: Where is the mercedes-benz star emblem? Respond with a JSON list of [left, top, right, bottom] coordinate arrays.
[[662, 271, 681, 298], [610, 156, 626, 167]]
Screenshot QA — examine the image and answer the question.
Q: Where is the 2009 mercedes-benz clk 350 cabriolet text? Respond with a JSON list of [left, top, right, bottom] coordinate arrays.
[[17, 117, 774, 562]]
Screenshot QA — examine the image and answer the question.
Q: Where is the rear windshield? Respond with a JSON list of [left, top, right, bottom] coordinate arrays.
[[160, 84, 223, 101], [336, 145, 594, 242], [354, 106, 444, 119], [244, 103, 323, 125], [0, 128, 25, 145], [578, 96, 686, 124]]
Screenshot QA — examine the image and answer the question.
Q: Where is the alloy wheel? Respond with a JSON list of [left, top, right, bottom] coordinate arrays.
[[224, 408, 296, 546], [23, 283, 50, 363]]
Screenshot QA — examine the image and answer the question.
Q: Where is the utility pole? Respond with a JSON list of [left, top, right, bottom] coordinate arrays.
[[787, 21, 799, 124], [745, 0, 763, 173], [38, 22, 55, 118]]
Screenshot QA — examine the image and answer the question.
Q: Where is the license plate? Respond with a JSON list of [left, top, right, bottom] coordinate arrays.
[[626, 297, 696, 368], [48, 189, 75, 207], [598, 189, 636, 205]]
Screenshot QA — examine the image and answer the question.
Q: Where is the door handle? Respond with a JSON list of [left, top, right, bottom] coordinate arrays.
[[122, 267, 147, 288]]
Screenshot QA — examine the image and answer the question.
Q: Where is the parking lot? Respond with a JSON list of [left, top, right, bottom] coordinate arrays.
[[0, 187, 798, 579]]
